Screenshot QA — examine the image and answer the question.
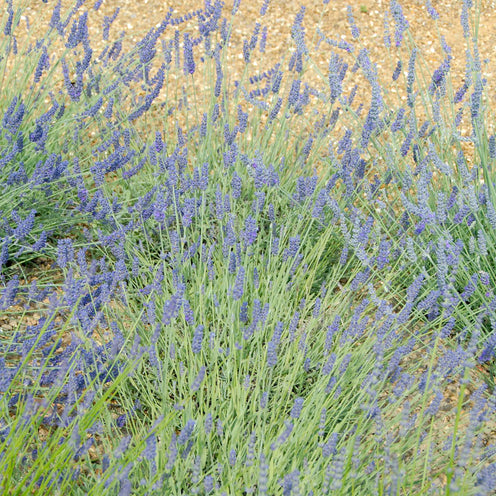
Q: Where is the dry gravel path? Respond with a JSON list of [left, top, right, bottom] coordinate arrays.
[[12, 0, 496, 170], [18, 0, 496, 100]]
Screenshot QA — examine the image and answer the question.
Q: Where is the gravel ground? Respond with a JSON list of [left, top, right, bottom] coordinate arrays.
[[12, 0, 496, 169], [16, 0, 496, 100]]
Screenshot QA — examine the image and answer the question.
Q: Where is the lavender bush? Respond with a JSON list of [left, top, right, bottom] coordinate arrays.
[[1, 0, 496, 494]]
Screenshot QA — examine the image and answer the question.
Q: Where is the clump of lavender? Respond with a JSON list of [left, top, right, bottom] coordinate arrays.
[[1, 0, 496, 494]]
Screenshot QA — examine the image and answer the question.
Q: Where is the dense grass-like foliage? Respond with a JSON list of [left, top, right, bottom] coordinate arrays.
[[1, 0, 496, 494]]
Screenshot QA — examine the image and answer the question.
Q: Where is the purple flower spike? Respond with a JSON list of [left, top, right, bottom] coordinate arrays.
[[34, 46, 50, 83], [259, 453, 268, 494], [242, 216, 258, 246], [183, 33, 195, 75], [4, 0, 13, 36], [290, 397, 304, 419], [103, 8, 120, 41], [390, 0, 410, 47], [177, 419, 195, 446], [260, 0, 270, 16], [13, 209, 36, 242], [191, 366, 206, 392], [270, 421, 293, 450], [232, 266, 245, 301], [57, 238, 74, 269], [425, 0, 440, 20], [192, 325, 204, 354], [347, 6, 360, 39]]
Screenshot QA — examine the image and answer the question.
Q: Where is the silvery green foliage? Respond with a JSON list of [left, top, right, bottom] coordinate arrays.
[[1, 0, 496, 494]]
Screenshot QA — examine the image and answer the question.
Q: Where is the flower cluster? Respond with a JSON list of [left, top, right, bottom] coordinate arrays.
[[1, 0, 495, 494]]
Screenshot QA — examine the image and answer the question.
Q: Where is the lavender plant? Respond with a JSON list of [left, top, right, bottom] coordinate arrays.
[[1, 0, 496, 494]]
